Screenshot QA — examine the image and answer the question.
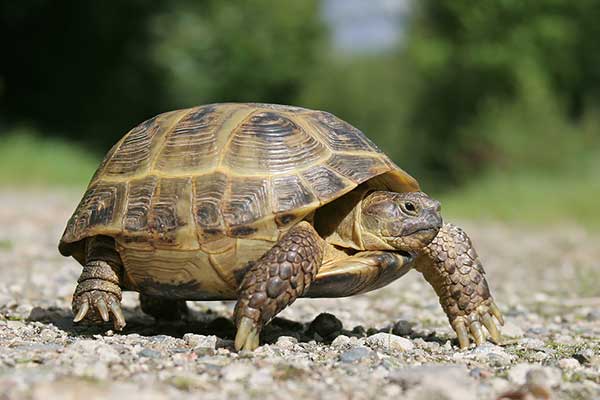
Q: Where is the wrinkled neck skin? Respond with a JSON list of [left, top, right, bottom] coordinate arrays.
[[322, 190, 396, 252]]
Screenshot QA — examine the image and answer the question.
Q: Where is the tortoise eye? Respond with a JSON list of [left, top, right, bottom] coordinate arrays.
[[401, 201, 418, 216]]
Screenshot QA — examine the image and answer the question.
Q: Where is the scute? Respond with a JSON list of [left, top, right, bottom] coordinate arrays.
[[222, 111, 328, 174], [59, 103, 419, 261]]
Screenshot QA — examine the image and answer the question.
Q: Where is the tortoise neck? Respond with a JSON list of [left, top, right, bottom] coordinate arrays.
[[315, 188, 368, 251]]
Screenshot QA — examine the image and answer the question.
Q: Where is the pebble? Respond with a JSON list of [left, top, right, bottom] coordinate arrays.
[[340, 346, 371, 363], [558, 358, 580, 370], [308, 313, 343, 338], [500, 320, 524, 338], [183, 334, 217, 349], [275, 336, 298, 350], [586, 309, 600, 321], [391, 320, 413, 336], [508, 363, 561, 388], [139, 348, 161, 359], [366, 333, 414, 352]]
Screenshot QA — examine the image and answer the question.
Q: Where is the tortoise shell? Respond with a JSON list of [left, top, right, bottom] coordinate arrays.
[[59, 103, 419, 265]]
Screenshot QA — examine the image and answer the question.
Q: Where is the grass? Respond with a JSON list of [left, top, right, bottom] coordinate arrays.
[[0, 130, 99, 188], [440, 157, 600, 230]]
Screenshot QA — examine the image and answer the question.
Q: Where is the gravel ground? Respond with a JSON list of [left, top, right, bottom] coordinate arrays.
[[0, 190, 599, 400]]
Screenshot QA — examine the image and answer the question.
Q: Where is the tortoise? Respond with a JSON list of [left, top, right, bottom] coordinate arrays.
[[59, 102, 503, 351]]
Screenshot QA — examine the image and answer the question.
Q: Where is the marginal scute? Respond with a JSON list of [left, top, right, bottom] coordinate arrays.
[[61, 181, 127, 245]]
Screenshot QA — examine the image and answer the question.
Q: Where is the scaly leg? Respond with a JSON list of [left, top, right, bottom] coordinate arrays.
[[415, 224, 504, 349], [233, 221, 324, 351], [72, 236, 126, 330]]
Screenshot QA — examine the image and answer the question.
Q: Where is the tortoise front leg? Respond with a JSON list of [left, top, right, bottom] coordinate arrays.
[[415, 223, 504, 349], [234, 221, 324, 351], [72, 236, 126, 330]]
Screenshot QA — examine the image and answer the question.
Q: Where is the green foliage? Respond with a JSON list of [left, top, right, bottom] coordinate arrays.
[[151, 0, 325, 108], [403, 0, 600, 186], [0, 128, 99, 187]]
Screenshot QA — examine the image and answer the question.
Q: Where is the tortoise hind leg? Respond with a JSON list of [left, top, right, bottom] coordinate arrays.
[[139, 294, 189, 321], [234, 221, 324, 351], [72, 236, 126, 330]]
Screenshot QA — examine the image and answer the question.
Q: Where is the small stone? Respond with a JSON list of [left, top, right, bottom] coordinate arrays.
[[573, 349, 595, 365], [330, 335, 353, 349], [500, 321, 524, 338], [391, 320, 413, 337], [340, 346, 371, 363], [366, 332, 414, 352], [558, 358, 580, 370], [586, 309, 600, 321], [139, 348, 161, 359], [275, 336, 297, 350], [526, 326, 549, 335], [184, 334, 218, 349], [521, 338, 545, 350], [308, 313, 343, 338], [508, 363, 561, 388], [351, 325, 366, 337]]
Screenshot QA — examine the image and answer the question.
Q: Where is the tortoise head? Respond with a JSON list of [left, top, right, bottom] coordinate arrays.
[[360, 191, 442, 253]]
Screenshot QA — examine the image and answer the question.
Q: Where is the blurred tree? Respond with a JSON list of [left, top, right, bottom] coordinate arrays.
[[0, 0, 166, 147], [0, 0, 326, 149], [151, 0, 325, 108], [403, 0, 600, 186]]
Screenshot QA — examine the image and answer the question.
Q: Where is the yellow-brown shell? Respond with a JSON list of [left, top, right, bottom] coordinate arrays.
[[59, 103, 419, 263]]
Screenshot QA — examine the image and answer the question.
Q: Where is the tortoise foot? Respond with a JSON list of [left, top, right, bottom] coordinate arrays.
[[73, 290, 126, 331], [452, 299, 504, 349]]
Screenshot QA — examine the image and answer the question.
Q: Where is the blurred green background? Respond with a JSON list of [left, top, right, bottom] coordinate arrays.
[[1, 0, 599, 227]]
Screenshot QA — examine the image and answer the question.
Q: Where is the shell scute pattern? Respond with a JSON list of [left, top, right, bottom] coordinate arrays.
[[222, 111, 328, 175], [123, 175, 158, 233], [61, 103, 414, 255], [309, 111, 381, 153], [154, 105, 221, 174]]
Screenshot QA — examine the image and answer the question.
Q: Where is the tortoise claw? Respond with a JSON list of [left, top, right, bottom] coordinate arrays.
[[95, 298, 110, 322], [469, 320, 485, 345], [235, 317, 260, 351], [73, 299, 89, 323], [109, 300, 126, 331], [72, 290, 126, 330], [490, 301, 504, 326], [482, 312, 501, 343], [453, 319, 470, 349]]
